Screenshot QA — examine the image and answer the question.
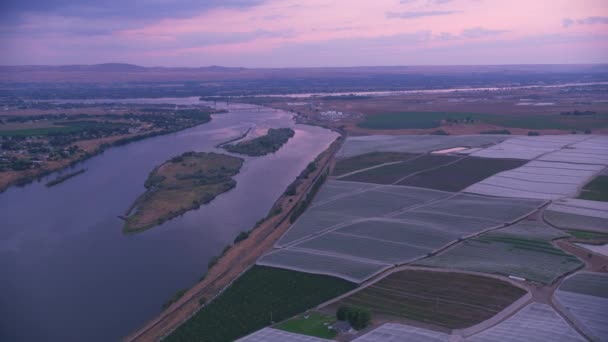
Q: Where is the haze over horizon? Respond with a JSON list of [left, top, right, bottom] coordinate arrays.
[[1, 0, 607, 67]]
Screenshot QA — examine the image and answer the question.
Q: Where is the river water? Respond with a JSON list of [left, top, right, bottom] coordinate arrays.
[[0, 99, 337, 341]]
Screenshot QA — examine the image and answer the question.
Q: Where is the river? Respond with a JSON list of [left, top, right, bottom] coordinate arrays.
[[0, 99, 338, 341]]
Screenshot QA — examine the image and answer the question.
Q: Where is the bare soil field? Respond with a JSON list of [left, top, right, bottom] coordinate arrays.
[[333, 270, 526, 329]]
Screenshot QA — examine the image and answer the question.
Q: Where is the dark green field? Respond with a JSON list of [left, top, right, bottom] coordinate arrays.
[[165, 266, 356, 342], [337, 270, 526, 329], [357, 112, 608, 130], [339, 154, 459, 184], [398, 157, 526, 192], [332, 152, 417, 176], [578, 176, 608, 202]]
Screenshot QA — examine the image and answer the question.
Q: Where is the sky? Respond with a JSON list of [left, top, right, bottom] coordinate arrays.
[[0, 0, 607, 67]]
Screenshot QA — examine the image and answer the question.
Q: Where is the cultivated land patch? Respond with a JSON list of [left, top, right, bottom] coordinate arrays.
[[352, 323, 450, 342], [466, 302, 585, 342], [578, 175, 608, 202], [466, 135, 608, 199], [356, 111, 608, 131], [397, 156, 527, 192], [165, 266, 355, 342], [262, 182, 544, 283], [332, 151, 417, 177], [338, 154, 460, 185], [336, 270, 526, 329], [415, 221, 582, 284], [554, 272, 608, 341], [544, 198, 608, 233], [336, 135, 506, 159], [123, 152, 243, 233]]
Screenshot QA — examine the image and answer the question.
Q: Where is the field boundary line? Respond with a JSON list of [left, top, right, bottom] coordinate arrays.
[[392, 155, 467, 185]]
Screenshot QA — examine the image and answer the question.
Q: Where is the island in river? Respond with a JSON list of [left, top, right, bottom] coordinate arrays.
[[123, 151, 243, 233], [224, 127, 295, 156]]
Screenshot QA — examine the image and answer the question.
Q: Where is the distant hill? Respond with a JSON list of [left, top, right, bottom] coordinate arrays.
[[0, 63, 606, 83]]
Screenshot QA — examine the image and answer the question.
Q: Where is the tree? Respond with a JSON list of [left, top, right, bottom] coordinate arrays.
[[336, 305, 350, 321]]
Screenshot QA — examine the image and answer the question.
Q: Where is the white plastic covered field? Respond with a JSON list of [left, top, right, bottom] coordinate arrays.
[[236, 328, 331, 342], [259, 180, 544, 283], [352, 323, 450, 342], [554, 272, 608, 342], [465, 135, 608, 199], [466, 303, 585, 342], [544, 198, 608, 233]]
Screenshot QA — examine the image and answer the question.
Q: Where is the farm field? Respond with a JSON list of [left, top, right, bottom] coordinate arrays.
[[554, 272, 608, 341], [578, 175, 608, 202], [352, 323, 450, 342], [237, 328, 332, 342], [397, 157, 526, 192], [336, 135, 505, 159], [332, 152, 417, 176], [335, 270, 526, 329], [415, 221, 582, 284], [275, 312, 337, 339], [164, 266, 355, 342], [356, 111, 608, 131], [466, 303, 585, 342], [264, 181, 543, 283], [123, 152, 243, 233], [544, 198, 608, 233], [466, 135, 608, 199], [338, 154, 460, 185]]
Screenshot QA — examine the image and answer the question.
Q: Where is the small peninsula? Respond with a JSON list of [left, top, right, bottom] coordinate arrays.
[[123, 151, 243, 233], [223, 128, 295, 156]]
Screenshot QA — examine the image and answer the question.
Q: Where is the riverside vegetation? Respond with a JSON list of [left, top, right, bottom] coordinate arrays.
[[223, 128, 295, 156]]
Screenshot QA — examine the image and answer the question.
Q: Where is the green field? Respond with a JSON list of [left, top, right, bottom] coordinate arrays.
[[578, 176, 608, 202], [165, 266, 356, 342], [0, 120, 131, 137], [332, 152, 417, 176], [566, 230, 608, 245], [275, 312, 337, 339], [357, 112, 608, 130], [336, 270, 526, 329]]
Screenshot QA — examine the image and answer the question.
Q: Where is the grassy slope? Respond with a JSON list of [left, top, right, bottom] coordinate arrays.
[[165, 266, 356, 342], [338, 270, 526, 329], [275, 312, 337, 339], [357, 112, 608, 130], [124, 152, 243, 232], [224, 128, 295, 156], [578, 175, 608, 202]]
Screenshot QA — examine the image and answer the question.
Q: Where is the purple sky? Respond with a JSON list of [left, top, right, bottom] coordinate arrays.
[[1, 0, 607, 67]]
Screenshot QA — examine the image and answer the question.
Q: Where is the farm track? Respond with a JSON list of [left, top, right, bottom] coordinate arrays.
[[124, 133, 345, 342]]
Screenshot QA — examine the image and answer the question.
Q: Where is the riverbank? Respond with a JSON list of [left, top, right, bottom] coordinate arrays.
[[125, 134, 343, 342], [123, 152, 243, 233]]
